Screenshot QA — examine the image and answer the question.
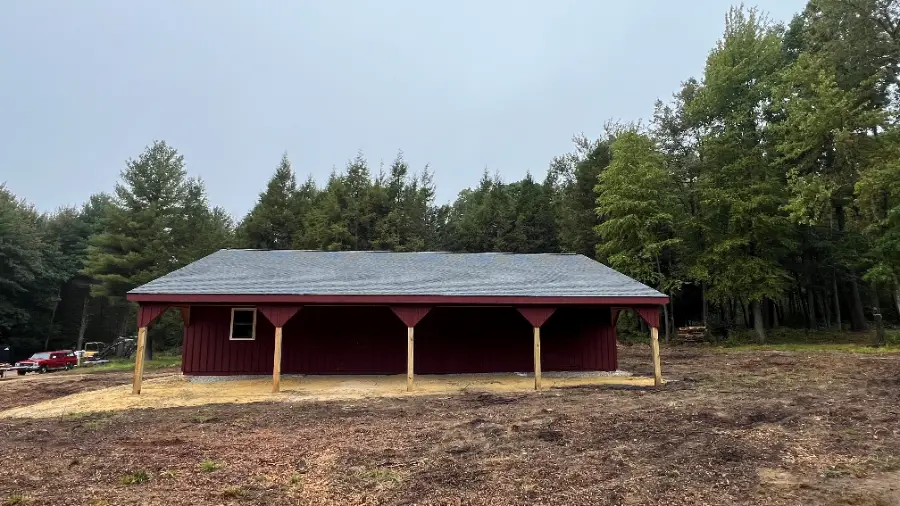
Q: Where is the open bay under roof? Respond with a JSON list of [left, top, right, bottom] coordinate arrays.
[[127, 249, 667, 304]]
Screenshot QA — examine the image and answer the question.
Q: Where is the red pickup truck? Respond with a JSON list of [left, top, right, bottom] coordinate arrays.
[[14, 350, 77, 375]]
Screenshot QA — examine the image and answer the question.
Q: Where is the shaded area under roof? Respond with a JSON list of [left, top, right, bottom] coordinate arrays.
[[128, 250, 666, 300]]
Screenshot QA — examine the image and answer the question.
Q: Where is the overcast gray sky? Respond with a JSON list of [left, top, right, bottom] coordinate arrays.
[[1, 1, 805, 219]]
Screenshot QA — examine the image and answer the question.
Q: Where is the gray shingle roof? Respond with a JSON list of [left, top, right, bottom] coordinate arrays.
[[128, 249, 665, 298]]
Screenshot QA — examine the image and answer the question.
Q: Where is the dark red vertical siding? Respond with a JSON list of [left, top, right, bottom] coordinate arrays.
[[540, 306, 616, 371], [138, 304, 169, 328], [282, 306, 406, 374], [415, 307, 534, 373], [183, 306, 275, 375], [182, 305, 618, 375]]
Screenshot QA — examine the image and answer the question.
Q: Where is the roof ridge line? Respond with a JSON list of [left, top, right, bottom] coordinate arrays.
[[221, 249, 583, 256]]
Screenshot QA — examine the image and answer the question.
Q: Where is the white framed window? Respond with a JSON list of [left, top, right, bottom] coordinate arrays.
[[230, 308, 257, 340]]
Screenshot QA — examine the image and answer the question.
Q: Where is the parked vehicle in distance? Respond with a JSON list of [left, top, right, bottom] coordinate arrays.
[[15, 350, 77, 375], [81, 341, 105, 359]]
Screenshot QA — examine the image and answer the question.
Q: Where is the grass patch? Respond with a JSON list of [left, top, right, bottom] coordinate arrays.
[[200, 458, 223, 472], [120, 471, 150, 485], [720, 343, 900, 353], [61, 412, 115, 430], [75, 353, 182, 374], [723, 328, 899, 346], [819, 457, 900, 480], [618, 324, 900, 351], [159, 469, 179, 479], [190, 412, 220, 424], [717, 329, 900, 353], [3, 495, 33, 506], [352, 466, 403, 489], [222, 486, 247, 498], [867, 456, 900, 472], [621, 327, 900, 353]]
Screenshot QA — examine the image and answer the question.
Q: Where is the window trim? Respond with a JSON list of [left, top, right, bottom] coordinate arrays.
[[229, 308, 257, 341]]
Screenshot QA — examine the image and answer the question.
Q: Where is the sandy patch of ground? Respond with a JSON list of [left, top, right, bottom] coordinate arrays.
[[0, 370, 174, 411], [0, 372, 655, 418]]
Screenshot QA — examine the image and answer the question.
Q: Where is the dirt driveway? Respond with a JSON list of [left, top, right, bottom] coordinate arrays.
[[0, 346, 898, 506]]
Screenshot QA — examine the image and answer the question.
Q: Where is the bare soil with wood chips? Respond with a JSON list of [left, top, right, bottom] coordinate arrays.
[[1, 346, 898, 506]]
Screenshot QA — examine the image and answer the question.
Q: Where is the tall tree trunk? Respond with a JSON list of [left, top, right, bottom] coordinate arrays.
[[722, 299, 733, 340], [849, 278, 868, 331], [873, 311, 886, 346], [892, 275, 900, 324], [701, 282, 709, 329], [772, 300, 779, 329], [76, 297, 90, 353], [666, 259, 675, 341], [806, 287, 817, 329], [669, 300, 676, 343], [798, 287, 809, 327], [819, 291, 831, 328], [43, 287, 63, 350], [833, 273, 843, 331], [870, 283, 886, 346], [728, 298, 737, 328], [786, 293, 793, 323], [752, 300, 766, 344]]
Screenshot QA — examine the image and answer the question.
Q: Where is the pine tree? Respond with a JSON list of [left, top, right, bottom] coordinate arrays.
[[83, 141, 228, 357], [290, 176, 319, 249], [84, 141, 190, 297], [237, 153, 298, 249], [372, 153, 409, 251], [506, 173, 559, 253], [553, 137, 611, 257]]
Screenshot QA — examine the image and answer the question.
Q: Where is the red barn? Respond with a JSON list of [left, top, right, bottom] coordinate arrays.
[[126, 250, 668, 394]]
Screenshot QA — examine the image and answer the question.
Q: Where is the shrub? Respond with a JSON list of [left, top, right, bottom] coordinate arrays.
[[200, 458, 223, 472]]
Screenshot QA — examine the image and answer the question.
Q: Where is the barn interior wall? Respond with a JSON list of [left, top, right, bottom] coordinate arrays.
[[182, 305, 617, 375]]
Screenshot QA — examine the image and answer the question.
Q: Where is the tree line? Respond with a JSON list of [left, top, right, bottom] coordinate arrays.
[[1, 0, 898, 356]]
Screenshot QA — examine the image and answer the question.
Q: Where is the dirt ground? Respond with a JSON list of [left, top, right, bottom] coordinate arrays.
[[1, 346, 899, 506]]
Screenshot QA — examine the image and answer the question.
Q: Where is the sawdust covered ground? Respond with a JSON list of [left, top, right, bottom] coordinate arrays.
[[0, 372, 654, 418], [0, 369, 176, 412], [0, 346, 899, 506]]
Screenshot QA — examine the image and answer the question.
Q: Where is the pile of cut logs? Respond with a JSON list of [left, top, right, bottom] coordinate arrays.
[[677, 326, 707, 343]]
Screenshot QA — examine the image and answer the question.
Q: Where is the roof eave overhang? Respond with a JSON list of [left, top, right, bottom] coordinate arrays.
[[126, 293, 670, 306]]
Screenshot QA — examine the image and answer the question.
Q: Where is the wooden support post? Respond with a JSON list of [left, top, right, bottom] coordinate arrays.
[[272, 326, 283, 393], [533, 327, 542, 391], [132, 326, 147, 394], [407, 326, 414, 392], [650, 326, 662, 386]]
